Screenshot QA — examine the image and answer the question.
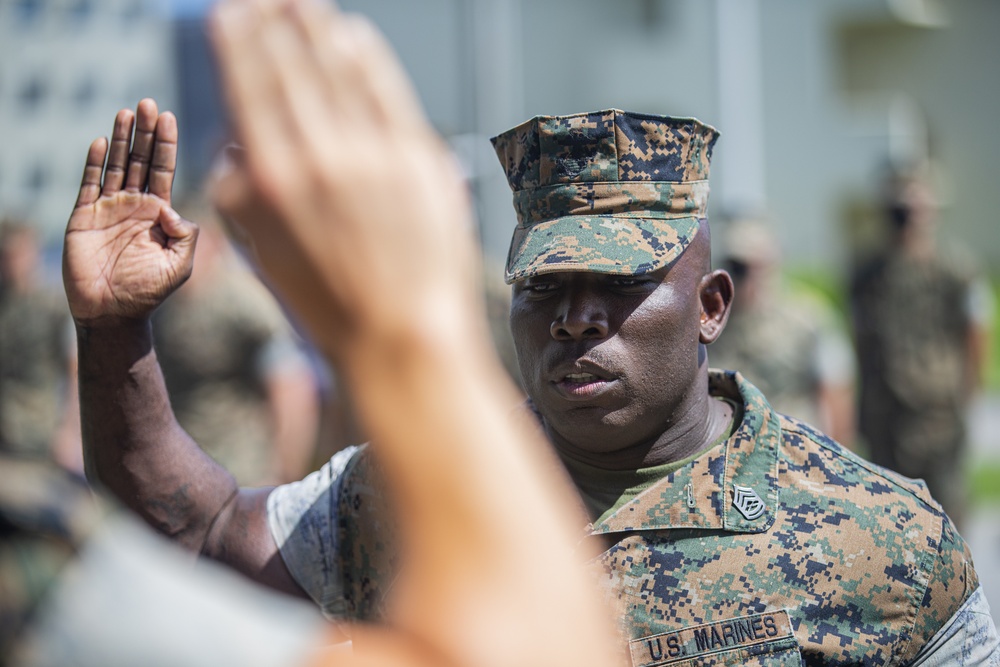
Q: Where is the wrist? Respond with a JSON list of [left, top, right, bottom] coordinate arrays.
[[73, 313, 152, 331], [76, 317, 155, 377]]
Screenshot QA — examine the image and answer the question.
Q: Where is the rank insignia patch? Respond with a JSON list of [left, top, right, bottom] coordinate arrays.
[[732, 484, 766, 521]]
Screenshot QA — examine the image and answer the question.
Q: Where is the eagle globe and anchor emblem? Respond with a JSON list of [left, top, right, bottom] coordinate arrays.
[[732, 485, 766, 521]]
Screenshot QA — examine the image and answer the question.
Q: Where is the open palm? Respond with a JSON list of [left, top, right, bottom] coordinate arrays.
[[63, 99, 197, 326]]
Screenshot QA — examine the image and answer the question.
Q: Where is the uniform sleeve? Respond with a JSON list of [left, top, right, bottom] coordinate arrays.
[[266, 445, 364, 618], [906, 512, 985, 663], [908, 586, 1000, 666], [17, 512, 327, 667]]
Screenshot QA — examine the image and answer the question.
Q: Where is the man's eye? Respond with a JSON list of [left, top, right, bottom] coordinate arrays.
[[524, 281, 558, 293], [611, 277, 646, 288]]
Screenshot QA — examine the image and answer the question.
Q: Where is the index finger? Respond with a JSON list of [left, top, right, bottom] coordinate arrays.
[[75, 137, 109, 208]]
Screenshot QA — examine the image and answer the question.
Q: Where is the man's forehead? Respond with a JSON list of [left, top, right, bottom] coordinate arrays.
[[513, 264, 674, 285]]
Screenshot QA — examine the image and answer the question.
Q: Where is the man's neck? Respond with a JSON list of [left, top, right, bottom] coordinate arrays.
[[548, 370, 735, 471]]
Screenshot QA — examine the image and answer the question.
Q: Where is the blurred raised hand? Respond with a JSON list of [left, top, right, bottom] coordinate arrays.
[[209, 4, 622, 667], [210, 0, 479, 363], [63, 99, 197, 327]]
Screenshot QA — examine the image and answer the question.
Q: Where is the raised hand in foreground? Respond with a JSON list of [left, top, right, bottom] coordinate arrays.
[[209, 2, 622, 667]]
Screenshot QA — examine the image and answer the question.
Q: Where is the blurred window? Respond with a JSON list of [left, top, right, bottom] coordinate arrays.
[[15, 0, 43, 25], [26, 164, 49, 194], [67, 0, 92, 25], [122, 0, 146, 24], [72, 78, 97, 109], [18, 75, 48, 112]]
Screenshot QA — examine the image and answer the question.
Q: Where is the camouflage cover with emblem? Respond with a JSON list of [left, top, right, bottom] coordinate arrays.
[[491, 109, 719, 284]]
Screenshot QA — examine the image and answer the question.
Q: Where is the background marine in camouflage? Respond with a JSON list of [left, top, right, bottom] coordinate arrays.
[[711, 217, 856, 445], [851, 164, 992, 530]]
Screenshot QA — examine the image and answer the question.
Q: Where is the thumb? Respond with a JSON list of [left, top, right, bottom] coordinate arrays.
[[159, 206, 198, 242]]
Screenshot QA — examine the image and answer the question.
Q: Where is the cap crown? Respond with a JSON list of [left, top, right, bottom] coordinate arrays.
[[491, 109, 719, 227]]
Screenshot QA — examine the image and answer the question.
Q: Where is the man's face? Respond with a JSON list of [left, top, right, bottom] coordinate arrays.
[[509, 246, 709, 464]]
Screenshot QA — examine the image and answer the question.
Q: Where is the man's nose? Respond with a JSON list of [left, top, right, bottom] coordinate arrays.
[[550, 291, 609, 341]]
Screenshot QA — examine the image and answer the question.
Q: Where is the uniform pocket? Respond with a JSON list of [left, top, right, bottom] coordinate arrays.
[[629, 610, 803, 666]]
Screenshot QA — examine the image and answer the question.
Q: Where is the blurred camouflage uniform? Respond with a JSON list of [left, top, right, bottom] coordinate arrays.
[[0, 225, 73, 461], [710, 296, 847, 427], [265, 111, 996, 664], [710, 220, 855, 438], [850, 178, 988, 524], [269, 372, 985, 664], [153, 259, 309, 486], [0, 456, 325, 667], [0, 456, 100, 664]]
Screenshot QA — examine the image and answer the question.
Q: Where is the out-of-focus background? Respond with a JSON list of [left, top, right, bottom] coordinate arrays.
[[2, 0, 998, 623]]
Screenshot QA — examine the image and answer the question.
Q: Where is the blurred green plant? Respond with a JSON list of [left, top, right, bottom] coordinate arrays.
[[783, 268, 1000, 392], [970, 460, 1000, 505], [986, 278, 1000, 391]]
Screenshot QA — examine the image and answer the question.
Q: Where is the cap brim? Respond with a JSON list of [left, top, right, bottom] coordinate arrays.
[[504, 215, 701, 284]]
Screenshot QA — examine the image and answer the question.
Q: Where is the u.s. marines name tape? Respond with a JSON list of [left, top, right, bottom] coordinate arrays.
[[629, 610, 795, 666]]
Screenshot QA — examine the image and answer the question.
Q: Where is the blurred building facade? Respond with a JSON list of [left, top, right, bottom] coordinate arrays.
[[3, 0, 998, 274], [320, 0, 1000, 275], [0, 0, 176, 243]]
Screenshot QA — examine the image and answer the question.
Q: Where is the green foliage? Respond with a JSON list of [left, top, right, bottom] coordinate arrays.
[[987, 278, 1000, 391], [970, 460, 1000, 505], [782, 265, 851, 323]]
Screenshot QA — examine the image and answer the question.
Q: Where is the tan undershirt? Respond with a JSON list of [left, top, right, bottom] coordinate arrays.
[[564, 398, 742, 524]]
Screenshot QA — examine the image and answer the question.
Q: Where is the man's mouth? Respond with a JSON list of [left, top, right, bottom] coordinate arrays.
[[554, 371, 615, 398]]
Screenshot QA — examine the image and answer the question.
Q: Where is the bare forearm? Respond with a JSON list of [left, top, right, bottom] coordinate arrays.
[[77, 318, 238, 551], [341, 321, 616, 667]]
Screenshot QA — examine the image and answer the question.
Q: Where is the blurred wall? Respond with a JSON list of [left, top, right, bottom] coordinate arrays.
[[332, 0, 1000, 273], [0, 0, 176, 243], [2, 0, 998, 273]]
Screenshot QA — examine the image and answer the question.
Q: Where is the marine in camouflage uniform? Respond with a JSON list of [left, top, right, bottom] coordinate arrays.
[[710, 219, 855, 444], [850, 169, 988, 528], [268, 111, 998, 665]]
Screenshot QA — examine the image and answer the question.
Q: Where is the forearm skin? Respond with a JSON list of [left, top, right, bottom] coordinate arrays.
[[76, 318, 238, 553]]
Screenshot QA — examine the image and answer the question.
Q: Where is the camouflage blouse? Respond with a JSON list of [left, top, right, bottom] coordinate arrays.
[[267, 371, 995, 665]]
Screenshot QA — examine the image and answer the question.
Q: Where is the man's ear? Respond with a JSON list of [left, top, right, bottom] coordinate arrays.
[[698, 269, 734, 344]]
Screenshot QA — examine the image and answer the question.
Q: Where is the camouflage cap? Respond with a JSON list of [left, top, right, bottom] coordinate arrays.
[[491, 109, 719, 284]]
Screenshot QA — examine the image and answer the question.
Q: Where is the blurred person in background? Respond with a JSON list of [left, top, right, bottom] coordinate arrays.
[[711, 216, 856, 446], [851, 162, 993, 531], [152, 200, 320, 485], [0, 218, 81, 472]]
